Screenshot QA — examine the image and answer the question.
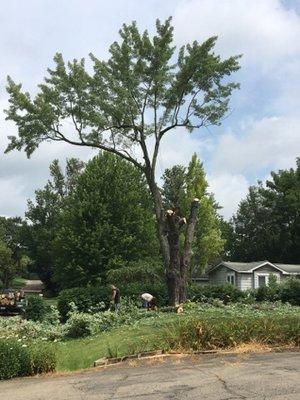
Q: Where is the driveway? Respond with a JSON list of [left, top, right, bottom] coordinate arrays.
[[22, 279, 43, 293], [0, 351, 299, 399]]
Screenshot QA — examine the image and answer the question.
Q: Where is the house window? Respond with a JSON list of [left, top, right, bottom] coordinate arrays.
[[227, 273, 235, 285], [258, 275, 266, 287]]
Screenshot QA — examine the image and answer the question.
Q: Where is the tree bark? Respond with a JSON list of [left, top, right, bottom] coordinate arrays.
[[165, 210, 181, 305], [147, 177, 170, 270], [146, 172, 199, 307], [179, 198, 200, 303]]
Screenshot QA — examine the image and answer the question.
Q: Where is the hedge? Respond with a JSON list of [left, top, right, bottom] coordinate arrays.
[[0, 340, 56, 380], [162, 314, 300, 352], [57, 286, 111, 321], [187, 283, 245, 302]]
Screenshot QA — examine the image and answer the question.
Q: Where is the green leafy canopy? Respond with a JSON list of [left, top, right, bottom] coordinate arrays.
[[4, 17, 241, 174]]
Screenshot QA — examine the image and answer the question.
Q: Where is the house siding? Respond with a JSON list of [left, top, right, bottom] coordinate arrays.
[[205, 261, 300, 290], [209, 266, 234, 285], [237, 273, 253, 290], [253, 265, 282, 289]]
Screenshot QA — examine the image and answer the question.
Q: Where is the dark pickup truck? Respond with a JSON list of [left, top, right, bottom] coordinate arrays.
[[0, 289, 26, 316]]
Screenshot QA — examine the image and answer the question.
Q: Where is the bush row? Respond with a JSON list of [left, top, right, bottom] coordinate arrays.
[[55, 278, 299, 322], [162, 314, 300, 351], [0, 340, 56, 380], [57, 283, 168, 321], [188, 283, 243, 302], [188, 278, 300, 305], [57, 286, 111, 321]]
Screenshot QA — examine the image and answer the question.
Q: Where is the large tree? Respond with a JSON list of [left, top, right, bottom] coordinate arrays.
[[4, 18, 240, 304], [228, 159, 300, 263], [53, 153, 159, 289]]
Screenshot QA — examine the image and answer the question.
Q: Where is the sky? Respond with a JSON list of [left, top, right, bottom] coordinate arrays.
[[0, 0, 300, 219]]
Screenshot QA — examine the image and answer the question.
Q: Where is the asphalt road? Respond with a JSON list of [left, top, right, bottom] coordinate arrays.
[[1, 351, 299, 399]]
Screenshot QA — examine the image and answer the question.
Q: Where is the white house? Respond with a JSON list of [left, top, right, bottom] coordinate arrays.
[[194, 261, 300, 290]]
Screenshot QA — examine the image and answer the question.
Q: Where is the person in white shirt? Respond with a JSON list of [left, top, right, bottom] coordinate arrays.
[[141, 293, 156, 310]]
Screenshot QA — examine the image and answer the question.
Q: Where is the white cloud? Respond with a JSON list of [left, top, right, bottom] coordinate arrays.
[[173, 0, 300, 72], [155, 127, 212, 177], [1, 0, 300, 220], [0, 178, 27, 217], [208, 173, 249, 219], [212, 116, 300, 175]]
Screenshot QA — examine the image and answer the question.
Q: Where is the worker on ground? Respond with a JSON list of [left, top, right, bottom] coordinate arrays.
[[141, 292, 157, 310], [110, 285, 120, 311]]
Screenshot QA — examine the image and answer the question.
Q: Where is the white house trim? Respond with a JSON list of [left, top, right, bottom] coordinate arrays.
[[209, 261, 289, 274], [226, 273, 235, 285], [249, 262, 288, 274], [254, 272, 280, 289]]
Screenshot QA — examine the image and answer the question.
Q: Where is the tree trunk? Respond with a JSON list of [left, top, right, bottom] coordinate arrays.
[[147, 177, 180, 305], [165, 210, 181, 306], [147, 178, 170, 270], [179, 198, 200, 303], [147, 173, 199, 306]]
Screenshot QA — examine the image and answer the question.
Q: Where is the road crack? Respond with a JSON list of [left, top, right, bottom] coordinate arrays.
[[213, 373, 247, 399]]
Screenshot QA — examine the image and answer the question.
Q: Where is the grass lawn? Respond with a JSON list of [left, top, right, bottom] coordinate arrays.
[[11, 277, 27, 289], [53, 314, 177, 371], [50, 307, 300, 371], [44, 297, 58, 307], [0, 276, 27, 289]]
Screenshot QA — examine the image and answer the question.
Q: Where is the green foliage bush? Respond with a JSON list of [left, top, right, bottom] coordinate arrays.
[[280, 278, 300, 306], [250, 277, 299, 304], [162, 314, 300, 352], [64, 312, 95, 338], [0, 340, 56, 380], [118, 282, 168, 306], [187, 283, 244, 303], [25, 295, 49, 321], [57, 286, 110, 321], [58, 283, 168, 321], [26, 344, 56, 375], [0, 340, 29, 379]]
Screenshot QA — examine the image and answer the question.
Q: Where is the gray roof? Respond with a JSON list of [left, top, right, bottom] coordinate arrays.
[[209, 261, 300, 274], [274, 264, 300, 274], [220, 261, 267, 272]]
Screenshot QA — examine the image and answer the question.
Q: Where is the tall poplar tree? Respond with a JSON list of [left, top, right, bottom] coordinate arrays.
[[163, 154, 224, 284]]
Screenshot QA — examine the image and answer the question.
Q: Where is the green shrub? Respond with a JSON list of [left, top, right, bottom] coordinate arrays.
[[118, 282, 168, 306], [25, 295, 49, 322], [0, 340, 29, 379], [0, 340, 56, 380], [280, 278, 300, 305], [58, 283, 168, 321], [57, 286, 110, 321], [64, 312, 95, 338], [187, 283, 244, 303], [253, 274, 281, 302], [26, 344, 56, 375], [162, 314, 300, 352]]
